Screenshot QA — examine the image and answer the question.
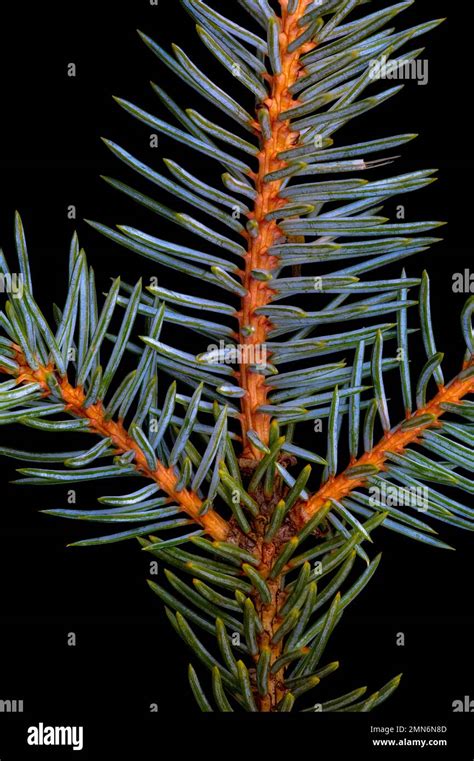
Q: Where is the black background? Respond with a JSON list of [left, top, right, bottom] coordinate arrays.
[[0, 0, 473, 756]]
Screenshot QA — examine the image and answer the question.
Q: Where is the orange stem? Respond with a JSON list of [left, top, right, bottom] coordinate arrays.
[[237, 0, 317, 459], [292, 362, 474, 530], [7, 346, 230, 542]]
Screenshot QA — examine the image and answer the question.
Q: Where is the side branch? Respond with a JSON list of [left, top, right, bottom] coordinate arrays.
[[3, 346, 230, 542], [291, 362, 474, 531]]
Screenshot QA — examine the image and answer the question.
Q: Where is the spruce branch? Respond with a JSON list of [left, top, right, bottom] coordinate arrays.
[[2, 0, 471, 715], [292, 357, 474, 532], [236, 0, 319, 456], [1, 341, 230, 541]]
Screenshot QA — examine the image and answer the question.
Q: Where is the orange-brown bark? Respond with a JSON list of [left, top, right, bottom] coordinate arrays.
[[292, 363, 474, 530], [237, 0, 317, 458], [8, 345, 230, 541]]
